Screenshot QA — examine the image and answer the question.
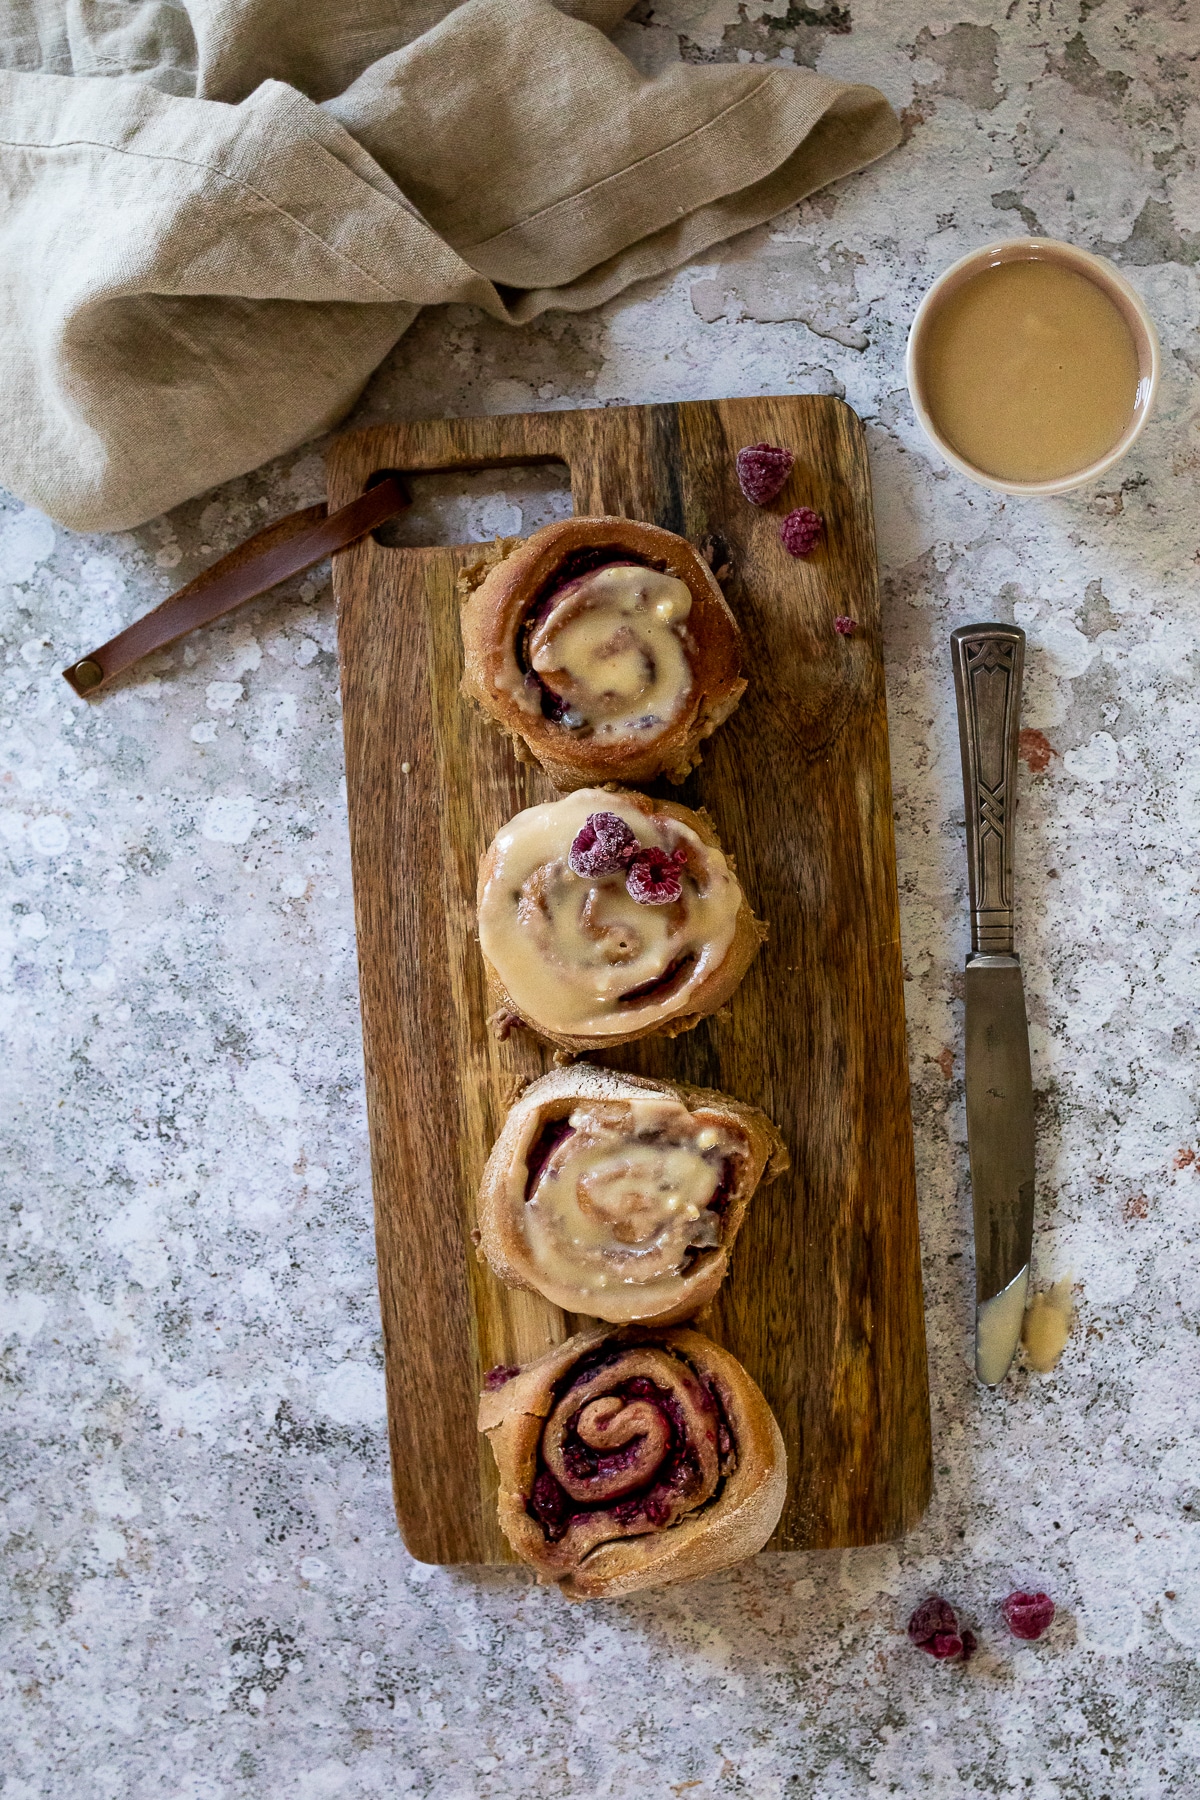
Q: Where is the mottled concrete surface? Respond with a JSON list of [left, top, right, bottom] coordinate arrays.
[[3, 3, 1200, 1795]]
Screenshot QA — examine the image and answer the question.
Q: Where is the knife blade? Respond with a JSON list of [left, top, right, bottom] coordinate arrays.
[[950, 624, 1036, 1387]]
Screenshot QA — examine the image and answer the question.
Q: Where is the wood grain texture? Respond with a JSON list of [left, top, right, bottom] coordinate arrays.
[[327, 399, 931, 1565]]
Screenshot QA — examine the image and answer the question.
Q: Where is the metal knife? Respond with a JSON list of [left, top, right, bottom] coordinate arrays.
[[950, 624, 1036, 1387]]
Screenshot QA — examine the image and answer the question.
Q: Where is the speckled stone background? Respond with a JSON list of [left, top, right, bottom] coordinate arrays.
[[4, 3, 1200, 1795]]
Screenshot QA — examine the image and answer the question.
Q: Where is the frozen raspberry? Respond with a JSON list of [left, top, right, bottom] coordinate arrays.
[[625, 846, 688, 906], [1002, 1591, 1055, 1641], [483, 1364, 520, 1391], [736, 442, 795, 506], [780, 507, 824, 557], [568, 811, 639, 878], [834, 615, 857, 637], [907, 1595, 966, 1660]]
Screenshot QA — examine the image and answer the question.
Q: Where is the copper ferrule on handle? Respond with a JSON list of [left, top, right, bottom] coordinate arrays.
[[950, 624, 1025, 957]]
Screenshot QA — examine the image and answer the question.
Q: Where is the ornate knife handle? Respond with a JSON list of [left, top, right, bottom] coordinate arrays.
[[950, 624, 1025, 955]]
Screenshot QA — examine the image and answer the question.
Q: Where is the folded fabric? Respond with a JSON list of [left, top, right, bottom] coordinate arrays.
[[0, 0, 900, 531]]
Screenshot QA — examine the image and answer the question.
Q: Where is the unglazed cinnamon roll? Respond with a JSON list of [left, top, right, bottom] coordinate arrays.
[[477, 788, 766, 1052], [479, 1325, 786, 1598], [460, 517, 745, 789], [476, 1065, 787, 1324]]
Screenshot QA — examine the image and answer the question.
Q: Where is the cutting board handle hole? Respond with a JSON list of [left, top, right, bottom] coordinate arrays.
[[370, 460, 572, 549]]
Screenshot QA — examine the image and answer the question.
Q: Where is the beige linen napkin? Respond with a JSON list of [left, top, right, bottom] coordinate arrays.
[[0, 0, 899, 531]]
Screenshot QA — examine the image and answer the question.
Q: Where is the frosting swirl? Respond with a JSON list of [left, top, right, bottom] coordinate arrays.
[[459, 518, 747, 791], [477, 789, 744, 1039], [515, 562, 696, 740], [519, 1098, 742, 1312], [475, 1066, 788, 1326]]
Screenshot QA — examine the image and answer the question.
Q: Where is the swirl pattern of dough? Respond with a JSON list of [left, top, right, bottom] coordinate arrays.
[[523, 563, 694, 738], [476, 1065, 787, 1323], [459, 517, 745, 790], [477, 788, 765, 1051], [479, 1326, 786, 1599]]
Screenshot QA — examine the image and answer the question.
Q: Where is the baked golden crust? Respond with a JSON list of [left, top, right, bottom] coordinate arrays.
[[475, 1064, 788, 1325], [477, 788, 766, 1054], [460, 516, 745, 790], [479, 1324, 786, 1599]]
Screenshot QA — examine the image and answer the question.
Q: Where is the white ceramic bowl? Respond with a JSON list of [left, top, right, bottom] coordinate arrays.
[[905, 236, 1160, 497]]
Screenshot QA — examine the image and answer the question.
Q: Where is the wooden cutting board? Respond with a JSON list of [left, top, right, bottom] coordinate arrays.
[[327, 399, 931, 1565]]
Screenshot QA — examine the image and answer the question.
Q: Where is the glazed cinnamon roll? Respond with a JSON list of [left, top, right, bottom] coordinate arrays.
[[479, 1325, 786, 1598], [477, 788, 766, 1052], [476, 1065, 787, 1324], [460, 517, 745, 789]]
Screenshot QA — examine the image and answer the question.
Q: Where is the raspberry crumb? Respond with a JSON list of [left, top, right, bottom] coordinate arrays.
[[834, 615, 857, 637], [907, 1595, 967, 1660], [625, 846, 688, 906], [528, 1471, 570, 1540], [568, 811, 639, 878], [780, 507, 824, 557], [736, 442, 795, 506], [1001, 1591, 1055, 1641], [483, 1364, 520, 1391]]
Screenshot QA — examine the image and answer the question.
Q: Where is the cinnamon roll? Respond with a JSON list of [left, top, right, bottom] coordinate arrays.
[[480, 1325, 785, 1598], [477, 788, 766, 1052], [460, 517, 745, 789], [477, 1065, 787, 1324]]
